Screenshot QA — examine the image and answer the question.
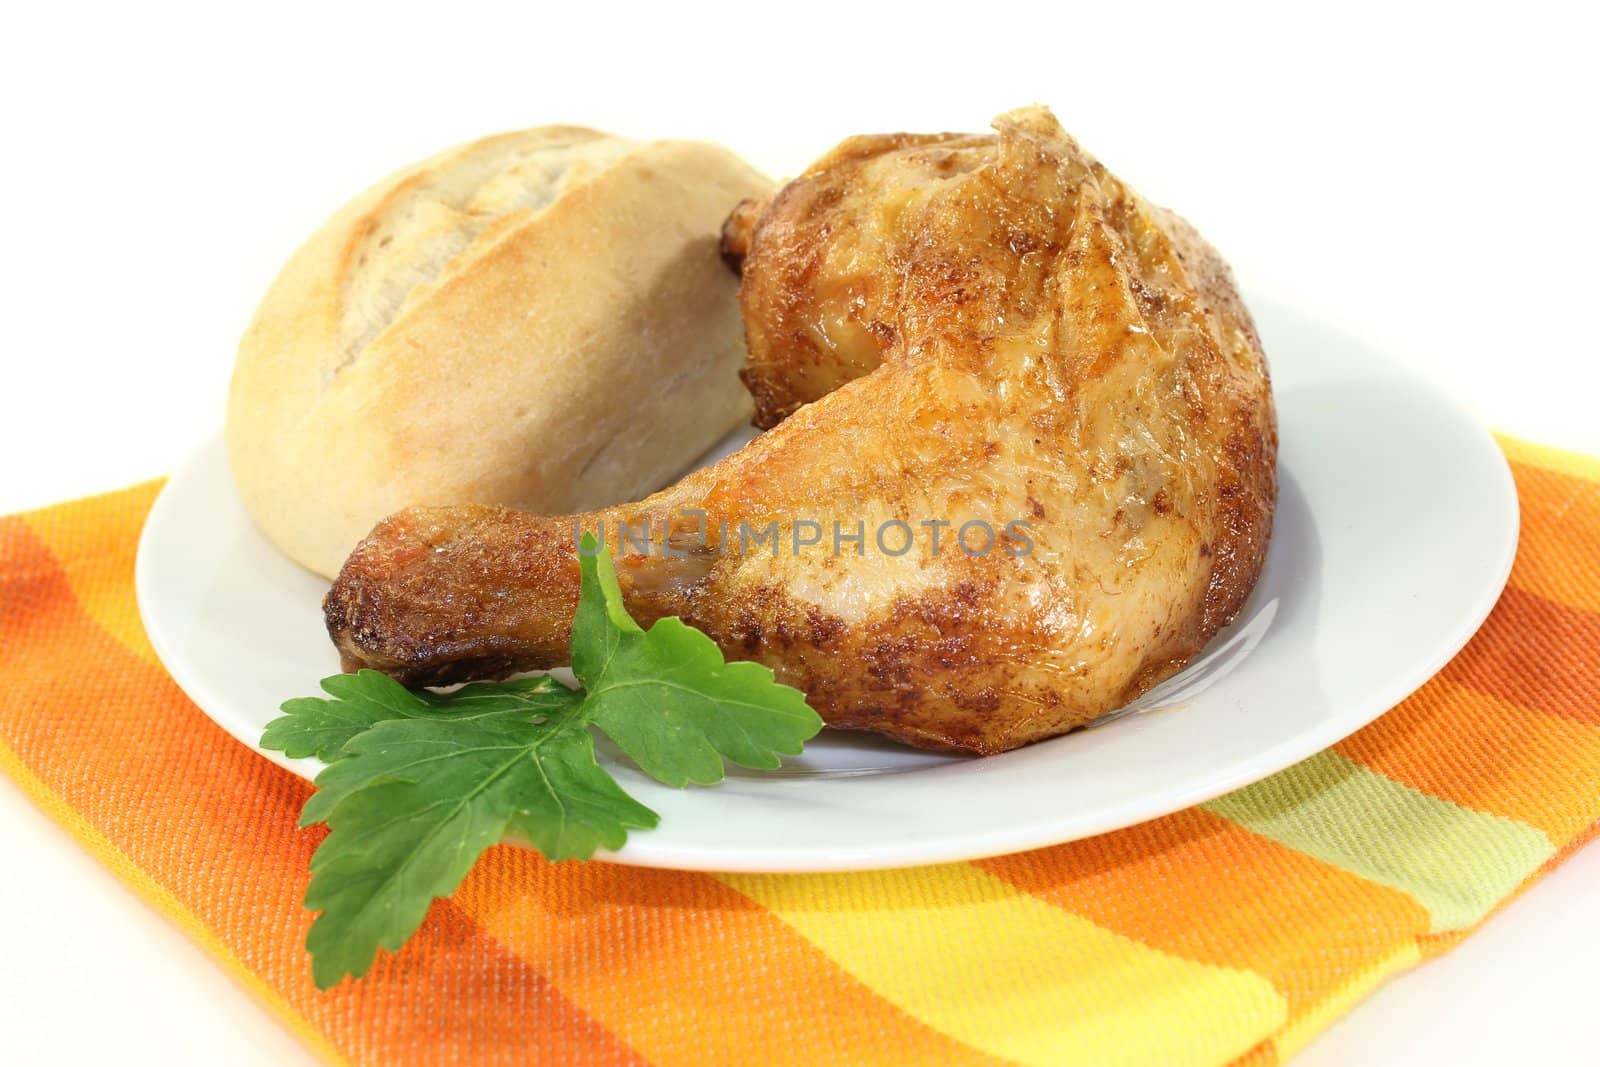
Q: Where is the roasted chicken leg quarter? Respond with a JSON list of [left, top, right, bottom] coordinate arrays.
[[326, 106, 1277, 755]]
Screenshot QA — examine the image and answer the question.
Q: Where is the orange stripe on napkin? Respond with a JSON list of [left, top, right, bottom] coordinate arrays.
[[978, 807, 1430, 1017], [1439, 586, 1600, 727], [453, 851, 1006, 1066], [17, 481, 162, 663], [1500, 453, 1600, 613], [0, 517, 643, 1066], [1335, 674, 1600, 844], [1, 437, 1598, 1066]]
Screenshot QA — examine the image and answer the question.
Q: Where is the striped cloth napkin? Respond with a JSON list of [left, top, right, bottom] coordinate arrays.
[[1, 436, 1595, 1067]]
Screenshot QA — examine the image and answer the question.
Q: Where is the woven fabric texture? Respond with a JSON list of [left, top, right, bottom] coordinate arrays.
[[0, 436, 1595, 1066]]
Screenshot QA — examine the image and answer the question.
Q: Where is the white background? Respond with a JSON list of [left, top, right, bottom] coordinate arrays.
[[2, 2, 1596, 1063]]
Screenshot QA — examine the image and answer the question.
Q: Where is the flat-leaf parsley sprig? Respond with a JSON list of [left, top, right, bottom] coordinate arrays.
[[263, 535, 822, 988]]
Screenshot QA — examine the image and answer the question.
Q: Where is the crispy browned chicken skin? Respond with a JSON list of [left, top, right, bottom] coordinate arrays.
[[326, 106, 1277, 754]]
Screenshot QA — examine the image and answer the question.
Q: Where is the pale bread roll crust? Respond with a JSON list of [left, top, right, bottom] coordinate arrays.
[[227, 127, 772, 577]]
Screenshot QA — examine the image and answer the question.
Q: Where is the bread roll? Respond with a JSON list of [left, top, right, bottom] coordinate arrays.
[[227, 127, 772, 578]]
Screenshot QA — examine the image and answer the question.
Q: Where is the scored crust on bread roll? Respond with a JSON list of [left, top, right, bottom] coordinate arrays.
[[227, 127, 773, 578]]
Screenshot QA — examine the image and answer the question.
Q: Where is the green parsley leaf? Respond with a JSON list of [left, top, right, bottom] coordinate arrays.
[[262, 671, 559, 763], [262, 536, 822, 988], [572, 540, 822, 787], [295, 677, 656, 988]]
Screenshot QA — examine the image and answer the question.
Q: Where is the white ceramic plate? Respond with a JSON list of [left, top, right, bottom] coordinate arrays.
[[136, 293, 1517, 872]]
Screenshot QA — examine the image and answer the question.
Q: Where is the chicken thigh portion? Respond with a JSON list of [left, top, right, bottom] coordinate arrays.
[[326, 106, 1277, 754]]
